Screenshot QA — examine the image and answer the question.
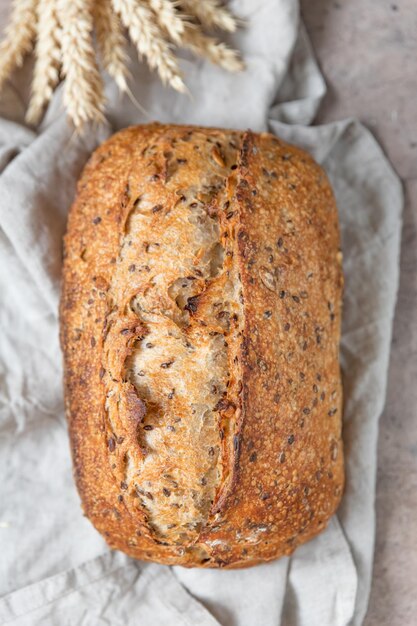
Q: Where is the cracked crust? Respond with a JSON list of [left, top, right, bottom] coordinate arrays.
[[60, 123, 344, 568]]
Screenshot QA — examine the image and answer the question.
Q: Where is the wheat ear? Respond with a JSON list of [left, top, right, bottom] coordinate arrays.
[[180, 0, 237, 33], [112, 0, 186, 93], [94, 0, 129, 91], [59, 0, 105, 129], [0, 0, 38, 91], [26, 0, 61, 124], [148, 0, 185, 44], [182, 25, 244, 72]]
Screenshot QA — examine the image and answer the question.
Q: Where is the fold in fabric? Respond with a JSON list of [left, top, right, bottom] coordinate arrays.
[[0, 553, 220, 626], [281, 518, 357, 626], [0, 1, 402, 624]]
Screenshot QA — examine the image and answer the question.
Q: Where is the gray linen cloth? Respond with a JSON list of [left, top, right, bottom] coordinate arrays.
[[0, 1, 402, 624]]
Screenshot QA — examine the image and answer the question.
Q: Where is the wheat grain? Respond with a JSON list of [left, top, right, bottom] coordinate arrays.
[[182, 25, 244, 72], [0, 0, 38, 91], [148, 0, 185, 44], [59, 0, 105, 129], [26, 0, 61, 125], [94, 0, 129, 91], [180, 0, 237, 33], [113, 0, 186, 93]]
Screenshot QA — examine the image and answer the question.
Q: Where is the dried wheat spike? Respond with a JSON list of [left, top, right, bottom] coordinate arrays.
[[0, 0, 243, 129], [94, 0, 130, 92], [0, 0, 38, 91], [182, 24, 244, 72], [180, 0, 237, 33], [59, 0, 106, 129], [148, 0, 186, 44], [112, 0, 186, 93], [26, 0, 61, 125]]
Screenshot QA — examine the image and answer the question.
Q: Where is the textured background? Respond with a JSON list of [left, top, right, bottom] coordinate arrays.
[[301, 2, 417, 624]]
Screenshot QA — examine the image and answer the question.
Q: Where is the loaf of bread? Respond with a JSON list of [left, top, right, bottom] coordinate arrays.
[[60, 123, 344, 568]]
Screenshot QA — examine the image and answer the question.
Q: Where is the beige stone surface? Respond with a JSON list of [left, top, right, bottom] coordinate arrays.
[[301, 2, 417, 624]]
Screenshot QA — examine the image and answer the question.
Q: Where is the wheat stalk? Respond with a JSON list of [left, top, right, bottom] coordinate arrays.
[[59, 0, 105, 129], [0, 0, 38, 91], [148, 0, 186, 44], [180, 0, 237, 33], [0, 0, 243, 128], [182, 24, 243, 72], [112, 0, 186, 93], [26, 0, 61, 124], [94, 0, 129, 91]]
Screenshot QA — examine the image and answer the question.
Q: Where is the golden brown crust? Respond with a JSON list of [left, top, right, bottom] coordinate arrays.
[[60, 123, 344, 568]]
